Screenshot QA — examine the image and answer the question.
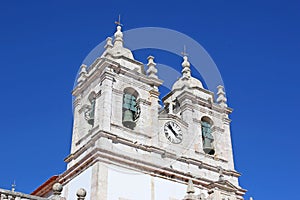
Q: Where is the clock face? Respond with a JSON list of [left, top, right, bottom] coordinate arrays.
[[164, 121, 183, 144]]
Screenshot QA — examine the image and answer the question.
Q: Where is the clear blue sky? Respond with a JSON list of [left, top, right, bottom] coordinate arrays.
[[0, 0, 299, 199]]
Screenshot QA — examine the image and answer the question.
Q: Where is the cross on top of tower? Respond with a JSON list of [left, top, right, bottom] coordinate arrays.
[[11, 180, 16, 192], [114, 14, 123, 26], [181, 45, 188, 57]]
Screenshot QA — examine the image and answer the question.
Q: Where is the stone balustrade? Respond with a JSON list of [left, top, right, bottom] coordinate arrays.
[[1, 182, 253, 200], [0, 184, 86, 200], [0, 188, 47, 200]]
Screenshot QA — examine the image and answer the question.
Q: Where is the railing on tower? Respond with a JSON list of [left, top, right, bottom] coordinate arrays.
[[0, 183, 86, 200]]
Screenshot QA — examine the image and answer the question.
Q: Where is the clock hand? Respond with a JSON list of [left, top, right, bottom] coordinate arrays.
[[168, 124, 178, 137]]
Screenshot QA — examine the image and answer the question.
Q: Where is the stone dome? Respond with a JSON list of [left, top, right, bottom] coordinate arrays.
[[172, 55, 204, 90], [172, 76, 203, 91], [103, 25, 134, 60], [109, 45, 134, 59]]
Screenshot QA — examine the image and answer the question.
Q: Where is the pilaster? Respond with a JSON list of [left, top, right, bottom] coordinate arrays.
[[71, 97, 81, 154], [95, 70, 114, 132], [90, 162, 108, 200], [149, 89, 160, 139]]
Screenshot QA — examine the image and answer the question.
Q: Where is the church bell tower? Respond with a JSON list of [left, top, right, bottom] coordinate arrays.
[[51, 24, 247, 200]]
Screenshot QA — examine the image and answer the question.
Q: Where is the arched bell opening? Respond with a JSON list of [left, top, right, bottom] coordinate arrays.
[[122, 87, 140, 129], [201, 116, 215, 155], [83, 91, 96, 126]]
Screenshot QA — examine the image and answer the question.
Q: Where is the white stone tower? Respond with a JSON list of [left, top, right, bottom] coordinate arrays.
[[33, 24, 247, 200]]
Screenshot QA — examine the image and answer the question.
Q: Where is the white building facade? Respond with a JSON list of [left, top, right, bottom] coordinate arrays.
[[8, 24, 248, 200]]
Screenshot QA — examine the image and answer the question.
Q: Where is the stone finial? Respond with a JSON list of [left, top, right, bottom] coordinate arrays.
[[51, 183, 66, 200], [104, 37, 113, 50], [182, 56, 191, 78], [217, 166, 225, 181], [199, 193, 206, 200], [216, 85, 227, 107], [218, 174, 225, 181], [183, 179, 197, 200], [113, 25, 123, 47], [77, 64, 88, 83], [146, 55, 158, 79], [76, 188, 87, 200], [52, 183, 63, 196], [187, 179, 195, 194]]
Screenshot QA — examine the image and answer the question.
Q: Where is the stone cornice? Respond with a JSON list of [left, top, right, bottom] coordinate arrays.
[[162, 85, 214, 102], [104, 52, 145, 67], [176, 91, 197, 104], [162, 89, 233, 115], [212, 126, 225, 133], [72, 59, 110, 96], [65, 129, 241, 180], [149, 89, 160, 98], [180, 102, 194, 112], [73, 57, 163, 97], [118, 66, 163, 88], [137, 98, 151, 106], [62, 145, 245, 198], [103, 57, 163, 87], [111, 123, 152, 139], [158, 114, 189, 128], [73, 97, 81, 108], [75, 125, 100, 146], [223, 117, 232, 124], [99, 69, 115, 84], [207, 180, 247, 197], [112, 88, 123, 96]]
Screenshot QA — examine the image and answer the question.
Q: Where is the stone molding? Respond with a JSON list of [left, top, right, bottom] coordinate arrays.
[[112, 88, 123, 96], [158, 114, 189, 128], [136, 98, 151, 106], [206, 180, 246, 199], [73, 97, 81, 108], [65, 129, 241, 180], [212, 126, 225, 133], [162, 85, 214, 102], [111, 123, 151, 139], [62, 144, 245, 199], [149, 89, 160, 98], [75, 125, 100, 146]]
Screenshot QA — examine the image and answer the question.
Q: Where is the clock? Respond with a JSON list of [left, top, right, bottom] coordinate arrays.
[[164, 121, 183, 144]]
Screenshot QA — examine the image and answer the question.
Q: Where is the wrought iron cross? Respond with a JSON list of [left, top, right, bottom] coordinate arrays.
[[11, 180, 16, 192], [115, 14, 123, 26], [181, 45, 188, 57]]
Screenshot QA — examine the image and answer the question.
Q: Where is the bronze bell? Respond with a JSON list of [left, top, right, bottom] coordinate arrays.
[[87, 118, 94, 126], [203, 139, 215, 155], [87, 99, 95, 126], [122, 109, 136, 129]]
